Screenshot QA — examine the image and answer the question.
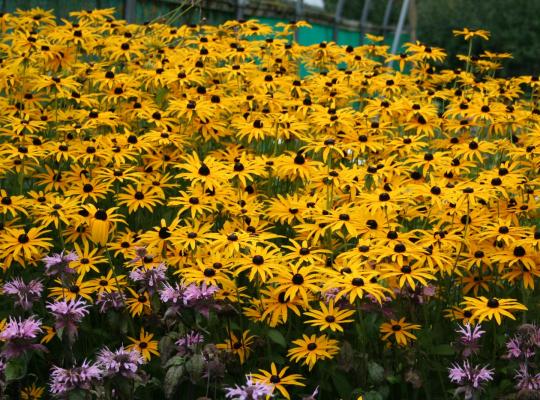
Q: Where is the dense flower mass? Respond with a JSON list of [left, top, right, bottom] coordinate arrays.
[[0, 5, 538, 399]]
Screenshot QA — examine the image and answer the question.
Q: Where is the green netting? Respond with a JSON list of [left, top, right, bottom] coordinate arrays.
[[2, 1, 408, 52]]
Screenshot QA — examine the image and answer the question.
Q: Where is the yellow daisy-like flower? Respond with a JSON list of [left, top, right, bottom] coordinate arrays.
[[20, 384, 45, 400], [287, 334, 340, 371], [251, 363, 305, 399], [304, 300, 355, 332], [461, 296, 527, 325], [452, 28, 491, 41], [127, 328, 160, 361], [380, 318, 421, 346]]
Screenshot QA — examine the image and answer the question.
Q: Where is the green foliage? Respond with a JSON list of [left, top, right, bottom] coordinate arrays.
[[416, 0, 540, 76]]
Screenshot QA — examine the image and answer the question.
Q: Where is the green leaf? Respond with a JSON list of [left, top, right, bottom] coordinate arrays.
[[368, 361, 385, 384], [331, 371, 353, 400], [364, 390, 384, 400], [430, 344, 455, 356], [5, 358, 27, 382], [164, 365, 185, 399], [68, 390, 88, 400], [267, 329, 286, 347], [164, 355, 186, 369]]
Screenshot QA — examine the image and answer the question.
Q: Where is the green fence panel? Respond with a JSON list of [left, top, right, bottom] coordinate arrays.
[[2, 1, 409, 57]]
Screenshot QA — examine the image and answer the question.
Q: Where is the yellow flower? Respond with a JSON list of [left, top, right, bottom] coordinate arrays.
[[251, 363, 305, 399], [217, 330, 256, 364], [304, 300, 355, 332], [461, 297, 527, 325], [452, 28, 491, 41], [127, 328, 160, 361], [287, 334, 339, 371], [380, 318, 421, 346]]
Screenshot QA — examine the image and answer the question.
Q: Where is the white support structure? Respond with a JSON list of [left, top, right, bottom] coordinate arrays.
[[390, 0, 410, 65]]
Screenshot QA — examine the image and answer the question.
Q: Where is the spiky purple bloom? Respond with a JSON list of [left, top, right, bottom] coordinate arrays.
[[0, 316, 45, 359], [176, 331, 204, 355], [42, 250, 78, 277], [49, 360, 102, 395], [449, 360, 493, 399], [96, 291, 126, 313], [97, 346, 144, 378], [183, 283, 219, 318], [224, 375, 274, 399], [456, 323, 485, 357], [3, 277, 43, 310], [129, 263, 167, 294], [183, 283, 219, 304], [514, 363, 540, 391], [505, 324, 540, 360], [159, 282, 184, 304], [46, 298, 89, 341]]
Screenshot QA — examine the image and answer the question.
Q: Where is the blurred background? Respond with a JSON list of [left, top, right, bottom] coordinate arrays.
[[4, 0, 539, 75]]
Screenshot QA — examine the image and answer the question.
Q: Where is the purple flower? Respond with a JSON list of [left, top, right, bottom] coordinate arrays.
[[97, 346, 144, 378], [96, 291, 126, 313], [49, 360, 102, 395], [456, 323, 485, 357], [176, 331, 204, 355], [224, 375, 274, 399], [183, 282, 219, 304], [514, 364, 540, 391], [505, 324, 540, 360], [129, 263, 167, 293], [46, 298, 89, 341], [506, 337, 526, 359], [0, 316, 45, 359], [449, 360, 493, 399], [42, 250, 78, 277], [3, 277, 43, 310], [159, 282, 185, 304], [183, 283, 219, 317]]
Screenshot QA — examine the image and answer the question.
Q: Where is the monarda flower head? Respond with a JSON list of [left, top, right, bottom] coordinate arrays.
[[49, 360, 102, 395], [3, 277, 43, 310], [0, 316, 46, 359], [455, 323, 485, 357], [129, 262, 167, 294], [97, 346, 144, 379], [42, 250, 78, 277], [505, 324, 540, 360], [96, 291, 126, 313], [183, 282, 220, 318], [224, 374, 274, 399], [46, 298, 89, 341], [448, 360, 493, 399], [176, 331, 204, 355]]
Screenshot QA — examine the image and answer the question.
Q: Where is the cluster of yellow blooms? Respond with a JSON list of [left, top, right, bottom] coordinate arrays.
[[0, 7, 538, 399]]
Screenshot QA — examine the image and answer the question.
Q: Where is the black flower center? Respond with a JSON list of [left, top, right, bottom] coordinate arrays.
[[204, 268, 216, 277], [252, 255, 264, 265], [513, 246, 525, 257], [18, 234, 29, 244], [159, 227, 171, 239], [401, 265, 412, 274], [292, 273, 304, 285], [299, 247, 310, 255], [198, 164, 210, 176], [351, 277, 364, 287], [394, 244, 406, 253], [487, 298, 499, 308], [95, 210, 107, 220]]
